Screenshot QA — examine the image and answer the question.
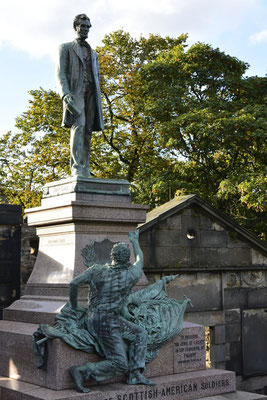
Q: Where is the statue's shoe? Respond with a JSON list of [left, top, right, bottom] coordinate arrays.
[[127, 372, 156, 386], [71, 168, 84, 179], [70, 366, 90, 393], [82, 168, 91, 178]]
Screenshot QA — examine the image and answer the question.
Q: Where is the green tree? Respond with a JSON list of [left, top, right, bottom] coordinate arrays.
[[137, 42, 267, 238], [94, 30, 188, 202], [0, 31, 266, 238], [0, 89, 69, 208]]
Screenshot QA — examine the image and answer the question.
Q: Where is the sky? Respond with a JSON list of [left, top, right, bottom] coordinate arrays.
[[0, 0, 267, 136]]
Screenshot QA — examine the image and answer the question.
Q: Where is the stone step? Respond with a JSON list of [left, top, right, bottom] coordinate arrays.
[[200, 391, 267, 400], [0, 320, 206, 390], [3, 296, 69, 324], [0, 369, 236, 400]]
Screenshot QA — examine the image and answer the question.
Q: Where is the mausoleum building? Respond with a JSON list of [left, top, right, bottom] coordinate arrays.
[[139, 194, 267, 394]]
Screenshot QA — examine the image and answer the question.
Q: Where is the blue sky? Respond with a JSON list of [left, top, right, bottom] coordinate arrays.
[[0, 0, 267, 136]]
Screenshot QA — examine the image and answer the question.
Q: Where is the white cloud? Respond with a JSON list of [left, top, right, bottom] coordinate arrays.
[[0, 0, 265, 61], [249, 29, 267, 44]]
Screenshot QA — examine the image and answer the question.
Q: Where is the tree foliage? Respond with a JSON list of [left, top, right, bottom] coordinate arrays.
[[137, 42, 267, 237], [0, 89, 69, 208], [0, 31, 266, 238]]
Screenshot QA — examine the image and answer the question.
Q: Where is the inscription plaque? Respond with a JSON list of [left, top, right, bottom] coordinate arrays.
[[113, 379, 230, 400], [43, 177, 131, 198], [173, 323, 206, 373]]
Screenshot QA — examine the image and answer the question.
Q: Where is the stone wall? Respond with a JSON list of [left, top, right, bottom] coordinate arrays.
[[140, 205, 267, 395], [159, 271, 267, 394], [140, 206, 266, 269]]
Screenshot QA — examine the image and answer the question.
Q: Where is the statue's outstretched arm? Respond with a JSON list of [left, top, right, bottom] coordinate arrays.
[[128, 230, 144, 270], [69, 271, 89, 310]]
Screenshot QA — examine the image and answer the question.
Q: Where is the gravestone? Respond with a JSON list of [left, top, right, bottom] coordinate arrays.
[[0, 204, 22, 319], [242, 309, 267, 377]]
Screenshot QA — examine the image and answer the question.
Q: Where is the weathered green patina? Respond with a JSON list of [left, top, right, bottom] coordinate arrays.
[[33, 231, 191, 392], [57, 13, 104, 178]]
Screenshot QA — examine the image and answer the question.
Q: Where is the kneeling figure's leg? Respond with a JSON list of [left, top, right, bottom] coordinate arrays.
[[70, 315, 129, 392], [121, 319, 156, 386]]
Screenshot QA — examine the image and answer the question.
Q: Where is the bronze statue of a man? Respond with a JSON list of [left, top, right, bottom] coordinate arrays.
[[69, 231, 155, 393], [57, 14, 104, 178]]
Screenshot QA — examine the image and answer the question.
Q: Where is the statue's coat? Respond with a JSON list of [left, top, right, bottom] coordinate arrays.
[[57, 39, 104, 130]]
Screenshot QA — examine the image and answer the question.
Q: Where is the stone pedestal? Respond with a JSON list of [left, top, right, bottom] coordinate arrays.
[[4, 177, 149, 325], [0, 321, 205, 390], [0, 319, 237, 400]]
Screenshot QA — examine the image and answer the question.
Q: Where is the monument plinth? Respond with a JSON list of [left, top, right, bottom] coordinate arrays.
[[0, 322, 206, 390], [0, 319, 237, 399], [4, 177, 149, 325]]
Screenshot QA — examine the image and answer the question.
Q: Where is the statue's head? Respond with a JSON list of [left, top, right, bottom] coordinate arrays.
[[111, 243, 130, 266], [73, 14, 91, 40]]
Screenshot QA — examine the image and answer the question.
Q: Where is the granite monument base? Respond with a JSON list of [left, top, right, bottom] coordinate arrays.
[[0, 321, 205, 390], [3, 177, 149, 325]]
